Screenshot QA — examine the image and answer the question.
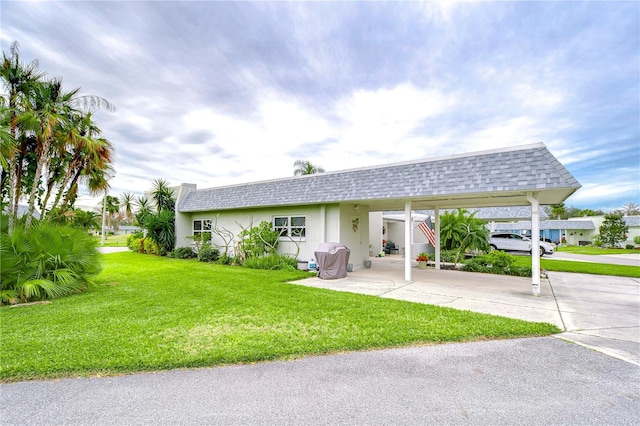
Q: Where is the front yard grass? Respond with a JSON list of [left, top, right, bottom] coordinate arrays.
[[512, 256, 640, 278], [0, 252, 559, 382], [94, 233, 129, 247], [556, 246, 638, 255]]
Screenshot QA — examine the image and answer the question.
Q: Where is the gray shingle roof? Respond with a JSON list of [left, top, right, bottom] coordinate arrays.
[[178, 143, 581, 212], [624, 216, 640, 227]]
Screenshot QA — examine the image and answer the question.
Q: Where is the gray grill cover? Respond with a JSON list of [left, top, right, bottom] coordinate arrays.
[[315, 242, 351, 280]]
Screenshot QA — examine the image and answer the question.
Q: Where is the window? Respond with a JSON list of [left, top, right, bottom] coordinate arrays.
[[193, 219, 212, 237], [274, 216, 306, 239]]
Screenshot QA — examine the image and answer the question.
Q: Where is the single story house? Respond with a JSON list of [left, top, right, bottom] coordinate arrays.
[[174, 143, 581, 294]]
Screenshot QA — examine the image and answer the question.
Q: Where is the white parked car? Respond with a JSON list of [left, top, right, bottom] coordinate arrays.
[[489, 233, 554, 256]]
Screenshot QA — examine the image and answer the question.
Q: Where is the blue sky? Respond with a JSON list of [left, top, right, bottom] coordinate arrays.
[[2, 1, 639, 212]]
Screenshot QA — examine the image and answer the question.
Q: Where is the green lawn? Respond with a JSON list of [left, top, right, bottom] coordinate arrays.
[[0, 252, 559, 382], [512, 256, 640, 278], [556, 245, 638, 255], [94, 233, 129, 247]]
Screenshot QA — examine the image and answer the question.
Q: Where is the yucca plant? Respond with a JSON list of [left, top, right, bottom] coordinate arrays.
[[0, 219, 101, 304]]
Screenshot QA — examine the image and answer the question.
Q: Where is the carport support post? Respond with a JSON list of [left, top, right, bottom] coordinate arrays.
[[404, 200, 412, 282], [434, 206, 440, 270], [528, 192, 541, 296]]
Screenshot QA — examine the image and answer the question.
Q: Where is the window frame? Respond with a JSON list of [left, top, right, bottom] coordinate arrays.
[[192, 219, 212, 237], [273, 215, 306, 240]]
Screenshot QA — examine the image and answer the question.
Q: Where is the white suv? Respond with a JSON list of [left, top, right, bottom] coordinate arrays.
[[489, 233, 554, 256]]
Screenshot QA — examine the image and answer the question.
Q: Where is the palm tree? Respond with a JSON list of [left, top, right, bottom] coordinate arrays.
[[120, 192, 137, 224], [439, 208, 488, 254], [134, 196, 153, 226], [550, 203, 566, 220], [15, 78, 80, 226], [47, 112, 112, 215], [73, 208, 100, 232], [293, 160, 325, 176], [151, 178, 175, 212], [0, 41, 44, 232]]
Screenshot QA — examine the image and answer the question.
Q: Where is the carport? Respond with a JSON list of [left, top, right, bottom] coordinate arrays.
[[338, 143, 581, 296]]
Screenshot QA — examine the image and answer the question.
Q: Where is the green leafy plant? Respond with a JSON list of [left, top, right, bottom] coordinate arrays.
[[198, 245, 220, 262], [168, 247, 197, 259], [237, 220, 279, 259], [243, 253, 297, 270], [142, 237, 160, 255], [439, 209, 489, 262], [0, 219, 102, 304], [143, 209, 175, 255], [461, 251, 529, 277], [634, 236, 640, 245]]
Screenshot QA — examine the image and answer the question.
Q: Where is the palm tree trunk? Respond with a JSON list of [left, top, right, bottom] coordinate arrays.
[[24, 138, 50, 227]]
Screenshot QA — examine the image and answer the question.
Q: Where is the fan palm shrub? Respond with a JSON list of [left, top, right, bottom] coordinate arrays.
[[0, 219, 101, 304]]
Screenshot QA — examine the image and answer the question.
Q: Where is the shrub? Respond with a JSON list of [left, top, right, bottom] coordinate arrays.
[[1, 221, 102, 304], [243, 254, 297, 270], [217, 253, 233, 265], [198, 245, 220, 262], [625, 244, 634, 250], [169, 247, 197, 259], [143, 209, 175, 255], [460, 260, 489, 273], [143, 237, 160, 255], [634, 236, 640, 245], [127, 235, 145, 253], [440, 249, 459, 263], [460, 251, 528, 276], [237, 221, 279, 258]]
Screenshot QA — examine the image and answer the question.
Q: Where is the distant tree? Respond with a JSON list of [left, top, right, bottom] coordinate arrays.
[[550, 203, 566, 220], [598, 212, 628, 247], [100, 195, 120, 233], [578, 208, 604, 217], [120, 192, 136, 224], [619, 202, 640, 216], [293, 160, 325, 176], [73, 208, 100, 232]]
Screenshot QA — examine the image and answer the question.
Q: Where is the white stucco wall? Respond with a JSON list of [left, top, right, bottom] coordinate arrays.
[[175, 202, 371, 269]]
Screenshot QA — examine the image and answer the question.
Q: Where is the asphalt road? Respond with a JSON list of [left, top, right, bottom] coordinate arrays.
[[1, 337, 639, 425]]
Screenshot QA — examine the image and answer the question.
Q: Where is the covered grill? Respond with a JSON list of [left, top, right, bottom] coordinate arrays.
[[314, 242, 351, 280]]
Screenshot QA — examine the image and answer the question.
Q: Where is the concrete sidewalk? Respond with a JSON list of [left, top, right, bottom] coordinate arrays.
[[291, 256, 640, 365]]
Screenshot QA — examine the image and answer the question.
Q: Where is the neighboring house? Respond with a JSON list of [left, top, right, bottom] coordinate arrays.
[[492, 220, 596, 244], [174, 143, 580, 283], [563, 216, 640, 246], [491, 216, 640, 246]]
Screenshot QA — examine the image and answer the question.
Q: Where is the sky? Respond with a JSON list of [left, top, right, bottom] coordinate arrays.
[[2, 1, 639, 212]]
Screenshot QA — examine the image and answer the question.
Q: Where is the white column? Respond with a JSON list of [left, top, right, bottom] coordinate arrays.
[[404, 200, 412, 282], [434, 206, 441, 270], [527, 192, 541, 296]]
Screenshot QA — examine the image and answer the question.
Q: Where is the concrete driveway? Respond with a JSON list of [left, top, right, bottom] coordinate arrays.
[[291, 257, 640, 366]]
